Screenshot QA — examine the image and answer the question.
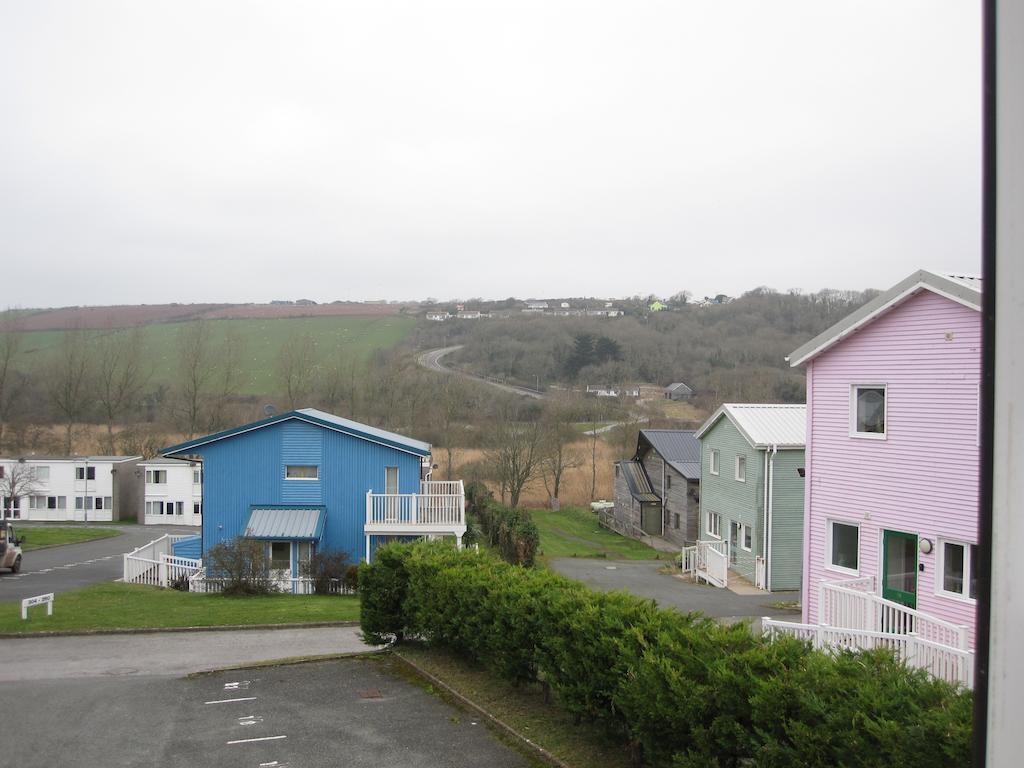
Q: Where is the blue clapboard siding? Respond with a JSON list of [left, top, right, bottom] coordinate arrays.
[[172, 535, 202, 559], [195, 418, 423, 560]]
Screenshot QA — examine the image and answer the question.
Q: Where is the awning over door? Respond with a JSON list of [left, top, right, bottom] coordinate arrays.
[[617, 461, 661, 503], [244, 506, 326, 541]]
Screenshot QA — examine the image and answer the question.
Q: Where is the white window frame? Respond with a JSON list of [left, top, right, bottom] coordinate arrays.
[[825, 518, 861, 576], [285, 465, 319, 481], [706, 511, 721, 539], [709, 449, 720, 476], [735, 455, 746, 482], [742, 523, 752, 551], [385, 466, 400, 495], [34, 466, 50, 482], [849, 384, 888, 439], [936, 538, 978, 603]]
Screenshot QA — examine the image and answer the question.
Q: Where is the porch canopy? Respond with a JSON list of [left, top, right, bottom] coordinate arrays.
[[243, 506, 326, 541]]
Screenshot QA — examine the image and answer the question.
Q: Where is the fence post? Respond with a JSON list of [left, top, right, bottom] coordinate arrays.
[[159, 556, 167, 588]]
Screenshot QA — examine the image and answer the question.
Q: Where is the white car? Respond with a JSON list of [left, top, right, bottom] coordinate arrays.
[[0, 521, 24, 573]]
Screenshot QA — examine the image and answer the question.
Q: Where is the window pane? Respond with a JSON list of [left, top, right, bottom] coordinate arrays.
[[856, 387, 886, 433], [286, 465, 318, 479], [885, 535, 916, 593], [831, 522, 859, 570], [744, 526, 752, 549], [270, 542, 291, 571], [385, 466, 399, 494], [943, 542, 965, 595]]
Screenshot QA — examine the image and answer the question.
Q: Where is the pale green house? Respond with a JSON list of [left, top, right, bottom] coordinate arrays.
[[694, 404, 806, 592]]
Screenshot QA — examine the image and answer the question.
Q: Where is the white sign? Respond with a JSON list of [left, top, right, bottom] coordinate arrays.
[[21, 593, 54, 620]]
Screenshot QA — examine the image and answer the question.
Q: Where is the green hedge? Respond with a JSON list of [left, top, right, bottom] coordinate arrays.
[[464, 481, 540, 566], [360, 542, 972, 767]]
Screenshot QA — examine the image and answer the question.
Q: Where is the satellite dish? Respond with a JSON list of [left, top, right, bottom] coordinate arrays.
[[264, 404, 277, 417]]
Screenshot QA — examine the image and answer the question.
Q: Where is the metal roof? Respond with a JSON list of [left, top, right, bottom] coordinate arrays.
[[637, 429, 701, 479], [617, 460, 661, 503], [138, 457, 197, 467], [244, 506, 326, 540], [162, 408, 431, 458], [695, 404, 807, 449], [788, 269, 983, 367], [0, 455, 142, 463], [664, 382, 693, 393]]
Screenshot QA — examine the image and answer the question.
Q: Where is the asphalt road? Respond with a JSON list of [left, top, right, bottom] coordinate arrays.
[[3, 645, 531, 768], [0, 523, 198, 602], [417, 346, 545, 399]]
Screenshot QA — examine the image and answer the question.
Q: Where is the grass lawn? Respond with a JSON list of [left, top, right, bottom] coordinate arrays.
[[0, 582, 360, 634], [395, 644, 634, 768], [19, 526, 122, 551], [531, 506, 665, 560]]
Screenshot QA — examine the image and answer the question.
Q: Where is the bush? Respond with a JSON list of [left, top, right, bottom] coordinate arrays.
[[359, 542, 973, 768], [206, 537, 278, 596], [465, 482, 539, 566], [300, 549, 352, 595]]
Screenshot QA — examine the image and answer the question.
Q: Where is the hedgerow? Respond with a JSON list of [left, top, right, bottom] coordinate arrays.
[[360, 542, 972, 767], [464, 480, 540, 566]]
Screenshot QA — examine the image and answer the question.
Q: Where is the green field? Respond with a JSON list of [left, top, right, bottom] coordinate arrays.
[[13, 315, 415, 396], [18, 526, 122, 551], [0, 582, 360, 634], [532, 507, 664, 560]]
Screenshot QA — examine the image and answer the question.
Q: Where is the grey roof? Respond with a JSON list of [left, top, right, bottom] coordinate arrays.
[[244, 507, 326, 540], [637, 429, 701, 479], [138, 457, 198, 467], [664, 382, 693, 393], [788, 269, 983, 367], [617, 460, 661, 503], [0, 455, 141, 463], [695, 404, 807, 449]]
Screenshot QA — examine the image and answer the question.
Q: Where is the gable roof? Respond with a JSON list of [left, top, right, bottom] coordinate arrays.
[[664, 382, 692, 394], [617, 460, 661, 503], [636, 429, 701, 479], [695, 404, 806, 449], [162, 408, 431, 458], [788, 270, 983, 367]]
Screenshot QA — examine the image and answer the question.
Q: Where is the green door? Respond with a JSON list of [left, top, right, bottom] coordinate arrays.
[[882, 530, 918, 609]]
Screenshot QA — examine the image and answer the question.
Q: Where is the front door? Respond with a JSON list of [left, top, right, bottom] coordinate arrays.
[[882, 529, 918, 609], [729, 521, 740, 565], [269, 541, 292, 589]]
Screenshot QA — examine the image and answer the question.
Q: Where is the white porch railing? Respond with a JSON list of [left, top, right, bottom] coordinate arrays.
[[681, 545, 698, 576], [366, 480, 465, 527], [819, 580, 969, 650], [188, 570, 355, 595], [123, 534, 201, 587], [755, 555, 767, 590], [762, 618, 975, 688], [695, 539, 729, 588]]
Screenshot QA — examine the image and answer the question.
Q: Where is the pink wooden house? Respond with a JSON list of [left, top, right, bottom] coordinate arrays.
[[765, 270, 981, 687]]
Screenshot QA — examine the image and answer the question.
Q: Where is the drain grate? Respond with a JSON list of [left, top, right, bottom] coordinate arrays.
[[358, 688, 383, 699]]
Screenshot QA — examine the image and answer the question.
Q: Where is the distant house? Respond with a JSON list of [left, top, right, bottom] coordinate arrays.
[[695, 404, 806, 591], [0, 456, 142, 522], [154, 409, 465, 591], [140, 457, 203, 527], [585, 385, 619, 397], [425, 312, 450, 321], [776, 270, 982, 663], [611, 429, 701, 548], [560, 302, 570, 309], [525, 301, 549, 310], [664, 382, 693, 401], [456, 310, 483, 319], [648, 300, 668, 312]]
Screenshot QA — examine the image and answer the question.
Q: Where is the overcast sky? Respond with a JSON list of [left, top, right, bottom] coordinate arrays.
[[0, 1, 981, 306]]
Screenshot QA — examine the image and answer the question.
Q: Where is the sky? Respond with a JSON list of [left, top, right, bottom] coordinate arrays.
[[0, 1, 982, 307]]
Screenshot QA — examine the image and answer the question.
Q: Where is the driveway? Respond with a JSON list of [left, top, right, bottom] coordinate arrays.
[[1, 629, 531, 768], [0, 523, 198, 602], [549, 557, 800, 626]]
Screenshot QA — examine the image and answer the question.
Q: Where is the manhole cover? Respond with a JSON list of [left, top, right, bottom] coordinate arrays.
[[358, 688, 383, 699]]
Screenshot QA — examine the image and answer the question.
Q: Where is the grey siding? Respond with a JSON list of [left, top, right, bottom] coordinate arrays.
[[640, 450, 698, 546], [112, 459, 143, 522], [612, 464, 641, 534], [767, 448, 805, 591]]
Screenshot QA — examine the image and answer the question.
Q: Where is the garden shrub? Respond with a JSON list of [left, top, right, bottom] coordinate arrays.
[[464, 481, 540, 566], [300, 549, 352, 595], [206, 536, 278, 595], [359, 543, 973, 767]]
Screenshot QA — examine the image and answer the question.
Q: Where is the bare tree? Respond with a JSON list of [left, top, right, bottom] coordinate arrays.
[[46, 330, 94, 455], [585, 399, 610, 501], [539, 399, 584, 509], [176, 321, 214, 439], [320, 347, 361, 419], [0, 312, 24, 452], [206, 330, 247, 431], [277, 333, 317, 410], [0, 462, 40, 519], [95, 328, 148, 453], [485, 403, 543, 509], [435, 373, 469, 480]]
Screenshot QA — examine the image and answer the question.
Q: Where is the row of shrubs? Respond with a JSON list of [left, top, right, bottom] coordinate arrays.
[[464, 481, 540, 566], [204, 538, 358, 595], [360, 542, 972, 767]]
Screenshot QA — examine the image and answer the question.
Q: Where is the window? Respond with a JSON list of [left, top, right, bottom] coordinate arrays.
[[58, 496, 66, 509], [146, 470, 168, 484], [851, 385, 887, 437], [174, 501, 184, 515], [285, 465, 318, 480], [193, 502, 202, 516], [743, 524, 752, 551], [385, 466, 399, 495], [47, 496, 58, 509], [939, 540, 978, 600], [146, 501, 166, 516], [707, 511, 721, 538], [34, 466, 50, 481], [270, 542, 292, 572], [666, 474, 672, 490], [673, 513, 680, 529], [735, 455, 746, 482], [193, 469, 202, 484], [95, 497, 104, 510], [75, 466, 96, 480], [828, 520, 860, 573], [710, 449, 720, 476]]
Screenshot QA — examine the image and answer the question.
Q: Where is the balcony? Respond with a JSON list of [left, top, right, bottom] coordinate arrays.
[[364, 479, 466, 536]]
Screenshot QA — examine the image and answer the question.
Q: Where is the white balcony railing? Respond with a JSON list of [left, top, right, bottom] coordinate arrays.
[[365, 480, 465, 528]]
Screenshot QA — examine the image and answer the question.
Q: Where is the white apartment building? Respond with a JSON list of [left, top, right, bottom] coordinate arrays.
[[0, 456, 143, 521], [140, 457, 202, 527]]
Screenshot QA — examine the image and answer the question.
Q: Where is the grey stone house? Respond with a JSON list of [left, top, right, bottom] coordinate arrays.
[[612, 429, 701, 548], [664, 382, 693, 401]]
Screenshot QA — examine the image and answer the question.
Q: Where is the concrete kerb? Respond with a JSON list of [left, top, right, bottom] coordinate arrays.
[[185, 649, 387, 678], [0, 619, 360, 639], [391, 650, 573, 768]]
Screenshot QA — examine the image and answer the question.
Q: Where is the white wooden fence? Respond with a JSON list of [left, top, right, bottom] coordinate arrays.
[[762, 618, 975, 688], [122, 534, 202, 588], [188, 567, 354, 595]]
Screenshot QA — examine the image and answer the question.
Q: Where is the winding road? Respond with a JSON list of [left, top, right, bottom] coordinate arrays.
[[416, 346, 545, 399]]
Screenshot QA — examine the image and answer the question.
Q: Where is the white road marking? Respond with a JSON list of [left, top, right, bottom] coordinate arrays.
[[238, 715, 264, 726], [224, 680, 253, 690], [226, 735, 287, 745], [204, 697, 257, 705]]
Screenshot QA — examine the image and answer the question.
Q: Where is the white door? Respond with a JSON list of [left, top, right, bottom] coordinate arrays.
[[269, 541, 292, 590]]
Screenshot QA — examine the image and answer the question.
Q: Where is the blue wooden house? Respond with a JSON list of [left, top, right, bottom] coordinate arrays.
[[160, 408, 466, 585]]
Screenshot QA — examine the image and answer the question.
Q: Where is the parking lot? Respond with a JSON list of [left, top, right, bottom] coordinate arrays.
[[4, 656, 532, 768]]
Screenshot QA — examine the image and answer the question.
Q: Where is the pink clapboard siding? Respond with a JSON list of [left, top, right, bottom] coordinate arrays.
[[802, 289, 981, 647]]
